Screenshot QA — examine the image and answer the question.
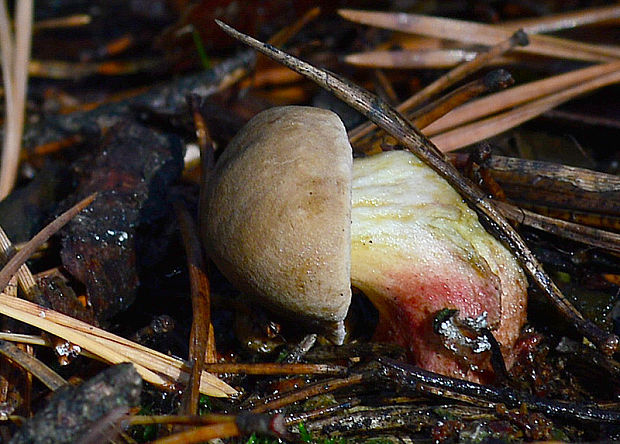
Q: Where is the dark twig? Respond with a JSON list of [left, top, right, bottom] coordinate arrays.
[[215, 21, 618, 355], [495, 201, 620, 254], [377, 358, 620, 423]]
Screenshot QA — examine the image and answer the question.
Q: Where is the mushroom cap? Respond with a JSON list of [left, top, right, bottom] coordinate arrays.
[[201, 106, 353, 343]]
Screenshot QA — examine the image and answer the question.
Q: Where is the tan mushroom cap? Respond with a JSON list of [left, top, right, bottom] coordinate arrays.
[[201, 106, 353, 343]]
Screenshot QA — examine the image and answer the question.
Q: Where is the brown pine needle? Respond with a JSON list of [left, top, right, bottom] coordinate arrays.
[[202, 362, 347, 376], [348, 30, 527, 144], [0, 193, 96, 292], [126, 414, 236, 426], [252, 374, 364, 413], [424, 61, 620, 136], [151, 422, 240, 444], [0, 192, 234, 397], [345, 48, 510, 69], [268, 7, 321, 48], [503, 4, 620, 34], [175, 200, 212, 415], [33, 14, 91, 31], [412, 70, 513, 131], [430, 69, 620, 151], [338, 9, 620, 62], [215, 20, 619, 355]]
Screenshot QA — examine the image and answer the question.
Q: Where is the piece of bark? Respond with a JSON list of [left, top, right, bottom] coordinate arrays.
[[60, 121, 183, 321], [9, 363, 141, 444]]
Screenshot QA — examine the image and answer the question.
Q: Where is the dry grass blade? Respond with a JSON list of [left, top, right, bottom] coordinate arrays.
[[338, 10, 620, 62], [0, 0, 33, 198], [0, 292, 236, 397], [0, 193, 96, 292], [0, 292, 169, 386], [0, 339, 66, 391], [431, 69, 620, 151], [215, 20, 619, 355], [424, 61, 620, 136]]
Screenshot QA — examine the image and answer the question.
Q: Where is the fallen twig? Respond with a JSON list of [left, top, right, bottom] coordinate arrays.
[[377, 358, 620, 423]]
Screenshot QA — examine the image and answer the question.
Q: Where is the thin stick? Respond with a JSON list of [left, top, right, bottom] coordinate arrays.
[[126, 414, 236, 426], [0, 193, 96, 292], [215, 21, 619, 354], [379, 358, 620, 422], [348, 30, 527, 144], [431, 69, 620, 151], [338, 10, 620, 62], [0, 339, 66, 391], [424, 61, 620, 136]]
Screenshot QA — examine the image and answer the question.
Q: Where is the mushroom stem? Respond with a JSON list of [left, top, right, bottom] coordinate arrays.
[[351, 151, 526, 381]]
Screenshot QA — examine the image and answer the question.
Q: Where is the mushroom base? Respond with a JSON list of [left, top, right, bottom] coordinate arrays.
[[351, 150, 527, 382]]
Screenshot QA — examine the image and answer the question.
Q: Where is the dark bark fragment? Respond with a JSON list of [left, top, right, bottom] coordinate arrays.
[[60, 121, 183, 321], [9, 363, 141, 444]]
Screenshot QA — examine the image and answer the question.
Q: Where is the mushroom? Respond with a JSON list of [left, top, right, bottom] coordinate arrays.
[[201, 105, 527, 382]]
